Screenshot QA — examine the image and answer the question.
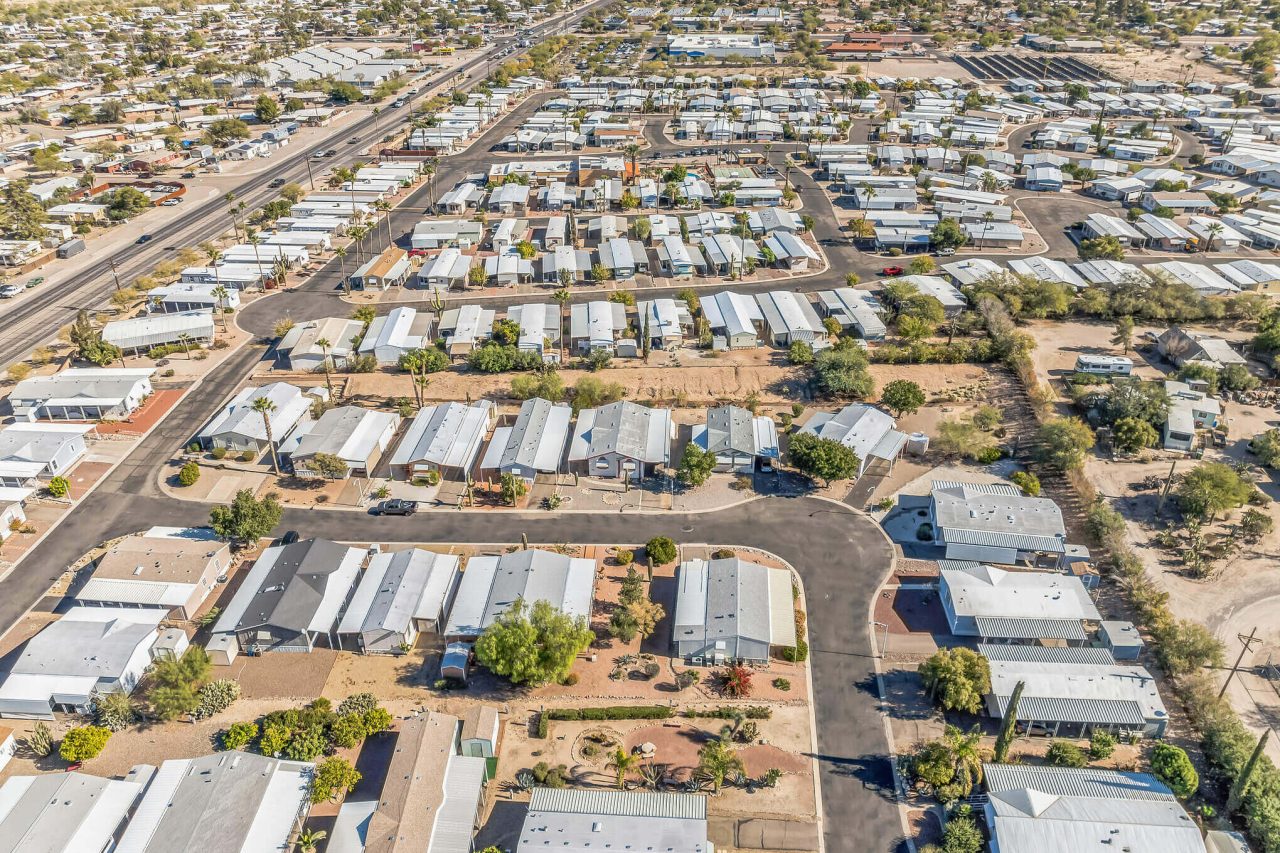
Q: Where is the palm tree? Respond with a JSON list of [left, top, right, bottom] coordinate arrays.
[[553, 287, 571, 363], [295, 827, 327, 853], [224, 192, 242, 240], [609, 747, 639, 789], [622, 143, 641, 186], [858, 182, 876, 227], [316, 337, 334, 396], [252, 396, 280, 474], [335, 246, 350, 294], [246, 228, 266, 284], [374, 198, 393, 246], [177, 333, 193, 358], [211, 285, 230, 330], [942, 724, 984, 799], [979, 210, 995, 250], [1205, 222, 1224, 253]]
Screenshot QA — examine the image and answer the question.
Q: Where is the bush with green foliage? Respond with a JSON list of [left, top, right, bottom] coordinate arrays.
[[59, 725, 111, 762], [1177, 462, 1254, 521], [311, 757, 362, 804], [920, 648, 991, 714], [546, 706, 673, 721], [1112, 416, 1159, 452], [92, 691, 137, 732], [788, 340, 814, 365], [1010, 471, 1040, 496], [46, 476, 69, 498], [1151, 743, 1199, 798], [881, 379, 925, 416], [1089, 730, 1116, 760], [645, 536, 678, 565], [1045, 740, 1087, 767], [788, 431, 861, 485], [812, 344, 875, 398], [26, 721, 53, 757], [1034, 417, 1095, 471], [222, 721, 259, 751], [178, 461, 201, 486], [475, 597, 594, 686]]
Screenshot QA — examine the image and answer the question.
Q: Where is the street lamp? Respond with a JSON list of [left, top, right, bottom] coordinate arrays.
[[869, 620, 889, 658]]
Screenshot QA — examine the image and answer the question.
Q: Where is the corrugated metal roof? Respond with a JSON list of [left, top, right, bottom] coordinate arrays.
[[1003, 695, 1147, 726], [983, 764, 1177, 801], [974, 616, 1088, 641], [527, 788, 707, 820], [978, 644, 1116, 665]]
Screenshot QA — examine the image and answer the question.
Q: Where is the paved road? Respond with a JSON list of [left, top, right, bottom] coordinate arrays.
[[0, 0, 615, 371], [0, 326, 906, 851]]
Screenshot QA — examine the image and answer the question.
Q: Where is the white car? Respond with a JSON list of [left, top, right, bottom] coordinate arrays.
[[0, 285, 22, 299], [936, 247, 956, 256]]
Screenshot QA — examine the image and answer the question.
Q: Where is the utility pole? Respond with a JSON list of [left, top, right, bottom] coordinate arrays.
[[1220, 626, 1263, 699], [1155, 460, 1178, 516], [108, 259, 122, 292]]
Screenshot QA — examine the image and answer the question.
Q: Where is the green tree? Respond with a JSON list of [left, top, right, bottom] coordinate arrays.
[[1151, 743, 1199, 798], [46, 476, 70, 498], [930, 217, 968, 250], [222, 721, 259, 751], [1228, 730, 1270, 814], [992, 680, 1023, 763], [812, 346, 875, 398], [307, 452, 349, 480], [788, 340, 814, 365], [399, 347, 449, 407], [59, 725, 111, 762], [1157, 619, 1225, 676], [920, 648, 990, 714], [570, 376, 625, 413], [474, 598, 594, 686], [0, 180, 49, 239], [881, 379, 925, 416], [1251, 429, 1280, 467], [609, 747, 640, 789], [1034, 417, 1095, 471], [69, 309, 122, 366], [1079, 235, 1126, 261], [904, 725, 984, 802], [645, 536, 678, 566], [209, 489, 283, 548], [254, 94, 281, 122], [1111, 315, 1135, 353], [1177, 462, 1254, 520], [696, 736, 744, 792], [788, 432, 860, 486], [311, 757, 362, 804], [677, 442, 716, 488], [147, 647, 211, 720], [1112, 417, 1159, 452], [204, 118, 251, 146], [327, 81, 363, 103], [940, 805, 983, 853], [1240, 508, 1274, 541]]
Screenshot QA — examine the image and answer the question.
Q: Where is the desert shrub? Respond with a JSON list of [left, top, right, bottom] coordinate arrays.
[[1045, 740, 1087, 767], [547, 706, 673, 721], [535, 713, 549, 738], [178, 461, 201, 486], [222, 721, 258, 751], [191, 679, 241, 720]]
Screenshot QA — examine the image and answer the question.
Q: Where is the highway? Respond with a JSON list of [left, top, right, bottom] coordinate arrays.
[[0, 0, 615, 370]]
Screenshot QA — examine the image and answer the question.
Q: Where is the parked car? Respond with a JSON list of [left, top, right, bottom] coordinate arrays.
[[879, 265, 905, 276], [25, 276, 45, 287], [936, 247, 956, 256], [373, 499, 418, 516], [160, 198, 181, 206], [0, 285, 23, 298], [181, 171, 197, 179], [407, 248, 429, 257], [279, 530, 300, 545]]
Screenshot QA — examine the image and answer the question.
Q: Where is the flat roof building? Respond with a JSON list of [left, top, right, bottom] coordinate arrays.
[[337, 549, 461, 653], [116, 752, 313, 853], [673, 556, 796, 664], [0, 772, 141, 853], [517, 789, 710, 853], [76, 527, 231, 621], [939, 564, 1100, 643], [444, 549, 595, 639]]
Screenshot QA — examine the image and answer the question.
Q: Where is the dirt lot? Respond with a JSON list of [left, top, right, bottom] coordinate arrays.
[[1087, 46, 1243, 85], [265, 351, 997, 411]]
